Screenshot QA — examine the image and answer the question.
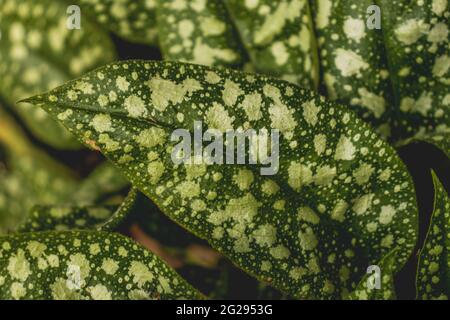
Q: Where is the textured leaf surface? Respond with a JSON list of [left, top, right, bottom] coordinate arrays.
[[156, 0, 249, 69], [312, 0, 449, 141], [0, 231, 201, 299], [417, 172, 450, 300], [347, 248, 398, 300], [225, 0, 319, 88], [23, 60, 418, 299], [0, 0, 115, 148], [311, 0, 394, 134], [75, 0, 158, 45]]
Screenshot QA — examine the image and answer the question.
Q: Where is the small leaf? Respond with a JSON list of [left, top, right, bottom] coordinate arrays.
[[23, 60, 418, 299], [347, 248, 398, 300], [417, 172, 450, 300], [0, 0, 116, 148], [74, 0, 159, 45], [225, 0, 319, 88], [0, 231, 202, 300], [156, 0, 249, 68]]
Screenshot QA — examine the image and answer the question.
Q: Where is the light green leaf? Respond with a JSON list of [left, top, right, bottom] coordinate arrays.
[[73, 162, 130, 205], [0, 231, 202, 300], [417, 172, 450, 300], [156, 0, 249, 69], [0, 0, 116, 148], [225, 0, 319, 89], [378, 0, 449, 140], [74, 0, 159, 45], [311, 0, 394, 135], [347, 248, 398, 300], [22, 60, 418, 299]]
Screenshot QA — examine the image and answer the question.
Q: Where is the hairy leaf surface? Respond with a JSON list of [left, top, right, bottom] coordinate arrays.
[[0, 231, 201, 299], [23, 60, 418, 299]]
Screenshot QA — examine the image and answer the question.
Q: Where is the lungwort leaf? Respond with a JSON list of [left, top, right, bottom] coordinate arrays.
[[22, 60, 418, 299], [0, 0, 115, 148], [0, 231, 201, 300], [74, 0, 159, 45], [155, 0, 249, 69], [417, 172, 450, 300], [312, 0, 449, 141], [225, 0, 319, 88]]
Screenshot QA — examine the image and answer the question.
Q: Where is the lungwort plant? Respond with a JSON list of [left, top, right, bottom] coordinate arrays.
[[0, 0, 449, 300]]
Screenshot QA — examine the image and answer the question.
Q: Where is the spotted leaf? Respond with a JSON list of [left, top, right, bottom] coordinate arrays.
[[155, 0, 249, 69], [225, 0, 319, 88], [22, 60, 418, 299], [417, 172, 450, 300], [74, 0, 159, 45], [0, 0, 116, 148], [0, 231, 202, 299], [312, 0, 449, 141], [311, 0, 394, 135]]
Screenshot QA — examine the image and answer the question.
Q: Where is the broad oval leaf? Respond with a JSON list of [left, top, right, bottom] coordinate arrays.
[[155, 0, 249, 69], [0, 0, 116, 148], [22, 60, 418, 299], [417, 172, 450, 300], [74, 0, 159, 45], [0, 231, 202, 300], [225, 0, 319, 88]]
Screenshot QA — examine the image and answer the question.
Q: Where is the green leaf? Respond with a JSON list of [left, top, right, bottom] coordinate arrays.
[[416, 172, 450, 300], [311, 0, 449, 140], [378, 0, 449, 140], [74, 0, 159, 45], [0, 231, 202, 299], [73, 162, 130, 205], [155, 0, 249, 69], [0, 0, 116, 148], [347, 248, 398, 300], [225, 0, 319, 89], [310, 0, 394, 135], [22, 60, 418, 299]]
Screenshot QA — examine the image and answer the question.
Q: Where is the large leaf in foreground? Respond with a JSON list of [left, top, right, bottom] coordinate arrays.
[[225, 0, 319, 88], [417, 172, 450, 300], [156, 0, 249, 69], [0, 231, 201, 300], [23, 60, 418, 299], [0, 0, 115, 148], [74, 0, 158, 45]]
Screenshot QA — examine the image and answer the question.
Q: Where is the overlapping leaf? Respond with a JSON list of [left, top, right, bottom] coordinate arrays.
[[74, 0, 159, 45], [155, 0, 249, 69], [22, 60, 419, 299], [417, 172, 450, 300], [0, 231, 202, 299], [0, 0, 115, 148], [225, 0, 319, 88], [311, 0, 449, 141]]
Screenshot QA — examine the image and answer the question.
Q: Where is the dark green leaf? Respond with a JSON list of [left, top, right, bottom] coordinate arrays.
[[0, 231, 202, 299], [22, 60, 418, 299], [156, 0, 249, 69], [417, 172, 450, 300], [225, 0, 319, 88]]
